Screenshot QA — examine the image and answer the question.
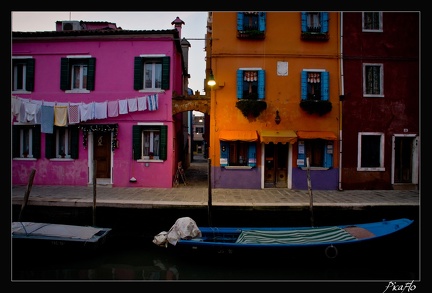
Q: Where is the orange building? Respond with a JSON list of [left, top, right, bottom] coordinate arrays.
[[206, 12, 342, 189]]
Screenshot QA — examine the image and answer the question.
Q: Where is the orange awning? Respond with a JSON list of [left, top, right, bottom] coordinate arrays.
[[259, 130, 297, 144], [296, 131, 337, 140], [219, 130, 258, 142]]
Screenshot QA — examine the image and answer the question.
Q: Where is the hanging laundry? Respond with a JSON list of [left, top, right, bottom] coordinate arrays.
[[137, 96, 147, 111], [119, 99, 128, 115], [79, 102, 95, 122], [107, 100, 119, 117], [24, 100, 38, 123], [68, 103, 80, 124], [147, 94, 158, 111], [41, 105, 54, 134], [128, 98, 138, 112], [54, 105, 68, 126], [94, 101, 108, 119]]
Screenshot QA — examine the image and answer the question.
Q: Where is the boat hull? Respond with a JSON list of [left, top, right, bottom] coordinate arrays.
[[168, 218, 414, 260]]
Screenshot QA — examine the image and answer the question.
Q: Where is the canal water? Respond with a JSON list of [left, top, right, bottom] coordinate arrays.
[[11, 219, 419, 282], [11, 157, 420, 283]]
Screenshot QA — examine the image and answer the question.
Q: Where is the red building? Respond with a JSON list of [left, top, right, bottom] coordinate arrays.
[[340, 12, 420, 190]]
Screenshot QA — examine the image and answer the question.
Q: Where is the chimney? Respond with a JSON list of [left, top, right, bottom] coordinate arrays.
[[171, 16, 185, 38]]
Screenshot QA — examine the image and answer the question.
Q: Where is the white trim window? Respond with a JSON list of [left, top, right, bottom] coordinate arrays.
[[357, 132, 385, 171], [56, 127, 72, 158], [12, 125, 41, 159], [12, 57, 34, 93], [362, 12, 383, 32], [363, 63, 384, 97], [60, 56, 95, 93], [134, 56, 170, 92]]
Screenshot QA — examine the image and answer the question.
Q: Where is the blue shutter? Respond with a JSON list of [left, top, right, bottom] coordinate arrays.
[[237, 13, 244, 30], [258, 70, 265, 99], [237, 69, 244, 99], [247, 143, 256, 167], [321, 71, 329, 101], [301, 71, 308, 100], [220, 141, 229, 166], [321, 12, 329, 33], [297, 141, 306, 167], [323, 142, 333, 168], [301, 12, 307, 32], [258, 12, 266, 32]]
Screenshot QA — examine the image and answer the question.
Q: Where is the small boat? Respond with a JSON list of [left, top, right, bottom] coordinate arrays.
[[153, 217, 414, 259], [12, 221, 112, 250]]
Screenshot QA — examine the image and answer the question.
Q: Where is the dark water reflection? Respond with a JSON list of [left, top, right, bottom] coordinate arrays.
[[12, 232, 419, 282]]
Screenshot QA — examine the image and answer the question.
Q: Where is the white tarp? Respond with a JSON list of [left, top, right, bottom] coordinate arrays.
[[12, 222, 103, 240], [153, 217, 202, 247]]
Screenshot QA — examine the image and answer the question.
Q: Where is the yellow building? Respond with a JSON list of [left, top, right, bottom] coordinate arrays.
[[206, 12, 341, 190]]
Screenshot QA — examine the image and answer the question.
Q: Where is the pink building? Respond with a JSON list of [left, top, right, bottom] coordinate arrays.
[[12, 18, 190, 188]]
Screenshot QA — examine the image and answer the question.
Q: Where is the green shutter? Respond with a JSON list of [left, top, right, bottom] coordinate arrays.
[[60, 58, 70, 90], [133, 57, 143, 90], [132, 125, 142, 160], [12, 126, 20, 158], [220, 141, 229, 166], [161, 56, 170, 90], [159, 125, 168, 160], [26, 59, 35, 91], [86, 58, 96, 91], [70, 126, 79, 159], [45, 132, 55, 158], [32, 125, 41, 158]]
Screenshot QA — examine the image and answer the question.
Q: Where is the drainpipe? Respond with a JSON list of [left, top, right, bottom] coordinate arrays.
[[338, 12, 344, 191]]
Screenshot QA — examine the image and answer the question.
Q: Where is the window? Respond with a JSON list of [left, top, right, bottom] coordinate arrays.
[[237, 12, 266, 39], [362, 12, 383, 32], [358, 132, 385, 171], [60, 56, 95, 92], [363, 63, 384, 97], [301, 12, 329, 33], [12, 125, 41, 158], [220, 141, 256, 167], [134, 56, 170, 91], [301, 70, 329, 101], [297, 140, 333, 168], [12, 57, 35, 93], [237, 69, 265, 99], [45, 126, 79, 159], [195, 127, 204, 134], [132, 125, 167, 160]]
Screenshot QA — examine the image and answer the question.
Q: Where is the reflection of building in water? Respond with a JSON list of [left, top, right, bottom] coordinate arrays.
[[99, 261, 180, 280]]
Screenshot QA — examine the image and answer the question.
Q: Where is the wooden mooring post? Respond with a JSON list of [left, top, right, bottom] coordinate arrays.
[[207, 158, 212, 226], [306, 157, 315, 227], [18, 168, 36, 222]]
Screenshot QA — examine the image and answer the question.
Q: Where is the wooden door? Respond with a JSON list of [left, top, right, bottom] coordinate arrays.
[[93, 132, 111, 178], [264, 143, 288, 188]]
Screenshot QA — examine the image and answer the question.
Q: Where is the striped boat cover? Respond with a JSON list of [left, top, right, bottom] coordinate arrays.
[[235, 226, 357, 245]]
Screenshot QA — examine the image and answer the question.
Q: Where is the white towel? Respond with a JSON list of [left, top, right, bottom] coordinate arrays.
[[137, 96, 147, 111], [119, 99, 128, 115], [94, 101, 108, 119], [128, 98, 138, 112]]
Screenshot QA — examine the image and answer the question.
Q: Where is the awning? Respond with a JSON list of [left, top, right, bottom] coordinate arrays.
[[296, 131, 337, 140], [219, 130, 258, 142], [259, 130, 297, 144]]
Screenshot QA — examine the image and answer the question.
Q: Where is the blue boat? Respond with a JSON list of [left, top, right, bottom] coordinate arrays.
[[153, 217, 414, 259]]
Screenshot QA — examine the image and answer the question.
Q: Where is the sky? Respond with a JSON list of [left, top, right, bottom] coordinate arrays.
[[11, 11, 208, 95]]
